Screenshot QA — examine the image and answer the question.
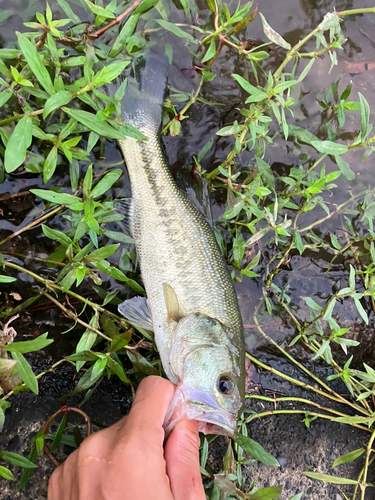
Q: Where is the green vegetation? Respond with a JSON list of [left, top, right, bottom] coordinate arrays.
[[0, 0, 375, 498]]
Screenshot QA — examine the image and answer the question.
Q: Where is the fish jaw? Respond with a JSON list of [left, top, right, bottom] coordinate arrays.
[[164, 383, 237, 438]]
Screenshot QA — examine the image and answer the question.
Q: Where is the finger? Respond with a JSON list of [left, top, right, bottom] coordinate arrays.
[[125, 376, 175, 439], [164, 419, 206, 500]]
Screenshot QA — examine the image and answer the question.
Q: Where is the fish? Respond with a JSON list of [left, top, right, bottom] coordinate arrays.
[[112, 55, 245, 437]]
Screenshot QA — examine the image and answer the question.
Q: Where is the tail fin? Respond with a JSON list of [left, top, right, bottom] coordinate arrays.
[[121, 55, 168, 132]]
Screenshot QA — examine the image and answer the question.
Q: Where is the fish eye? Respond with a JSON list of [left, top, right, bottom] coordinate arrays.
[[218, 376, 234, 395]]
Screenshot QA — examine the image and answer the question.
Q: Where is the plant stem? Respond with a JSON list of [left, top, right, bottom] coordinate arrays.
[[0, 108, 44, 127], [1, 358, 72, 401], [0, 205, 63, 247], [4, 261, 129, 328], [360, 429, 375, 499], [89, 0, 142, 39], [248, 395, 370, 432], [252, 319, 369, 415], [40, 290, 112, 342]]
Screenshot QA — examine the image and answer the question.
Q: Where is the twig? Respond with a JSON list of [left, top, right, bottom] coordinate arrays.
[[359, 428, 375, 499], [42, 406, 92, 467], [88, 0, 142, 40], [0, 205, 63, 247], [40, 290, 112, 342]]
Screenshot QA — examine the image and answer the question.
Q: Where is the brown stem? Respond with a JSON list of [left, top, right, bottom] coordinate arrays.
[[0, 205, 63, 247], [89, 0, 142, 40], [42, 406, 92, 468], [40, 290, 112, 342]]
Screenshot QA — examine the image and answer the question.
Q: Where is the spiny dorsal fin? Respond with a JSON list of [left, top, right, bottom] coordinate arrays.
[[163, 283, 180, 322]]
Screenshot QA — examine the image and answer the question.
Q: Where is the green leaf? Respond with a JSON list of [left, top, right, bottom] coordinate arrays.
[[335, 155, 355, 181], [85, 244, 120, 262], [332, 448, 365, 469], [91, 169, 122, 198], [83, 0, 115, 18], [311, 140, 348, 155], [302, 471, 358, 485], [0, 275, 16, 283], [18, 445, 37, 490], [294, 232, 304, 255], [201, 39, 216, 63], [235, 435, 279, 466], [11, 352, 38, 394], [72, 362, 105, 393], [30, 189, 79, 205], [322, 298, 336, 320], [288, 125, 319, 144], [154, 19, 198, 44], [330, 234, 341, 250], [259, 13, 291, 50], [42, 224, 72, 246], [0, 465, 16, 481], [17, 32, 55, 95], [4, 333, 53, 353], [4, 116, 32, 173], [232, 73, 261, 97], [127, 350, 158, 375], [0, 451, 38, 469], [302, 296, 322, 311], [43, 90, 73, 119], [0, 89, 13, 108], [104, 230, 134, 244], [50, 415, 67, 453], [43, 146, 58, 183], [109, 14, 140, 57], [93, 61, 130, 87], [250, 486, 283, 500], [56, 0, 81, 23], [63, 107, 141, 140], [354, 297, 368, 325], [359, 92, 371, 140], [349, 264, 355, 291]]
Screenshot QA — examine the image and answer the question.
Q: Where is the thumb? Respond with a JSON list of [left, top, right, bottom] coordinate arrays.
[[164, 419, 206, 500]]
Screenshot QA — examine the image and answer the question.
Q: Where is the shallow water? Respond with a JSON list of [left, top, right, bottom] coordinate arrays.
[[1, 0, 375, 497]]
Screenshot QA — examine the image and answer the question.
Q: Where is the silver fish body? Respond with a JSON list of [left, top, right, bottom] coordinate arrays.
[[116, 58, 245, 436]]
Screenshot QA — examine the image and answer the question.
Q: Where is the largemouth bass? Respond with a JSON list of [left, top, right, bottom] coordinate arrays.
[[114, 56, 245, 437]]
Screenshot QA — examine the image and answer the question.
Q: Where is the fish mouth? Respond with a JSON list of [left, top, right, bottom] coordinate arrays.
[[164, 385, 237, 438]]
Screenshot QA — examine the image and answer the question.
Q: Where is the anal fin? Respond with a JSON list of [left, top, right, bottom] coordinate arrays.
[[118, 296, 153, 331]]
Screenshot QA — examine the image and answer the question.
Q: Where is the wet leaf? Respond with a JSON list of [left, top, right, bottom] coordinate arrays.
[[72, 361, 105, 393], [11, 352, 38, 394], [104, 231, 134, 245], [107, 355, 130, 384], [4, 333, 53, 353], [332, 448, 365, 468], [259, 13, 291, 50], [302, 471, 358, 484], [4, 116, 32, 173], [235, 435, 279, 466], [42, 224, 72, 246], [322, 298, 336, 320], [0, 89, 13, 108], [359, 92, 371, 140], [17, 32, 55, 95], [93, 61, 130, 87], [83, 0, 115, 18], [0, 451, 38, 469], [294, 233, 304, 255]]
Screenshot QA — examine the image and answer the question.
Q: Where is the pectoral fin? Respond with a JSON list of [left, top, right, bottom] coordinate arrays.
[[118, 296, 153, 331], [163, 283, 180, 322]]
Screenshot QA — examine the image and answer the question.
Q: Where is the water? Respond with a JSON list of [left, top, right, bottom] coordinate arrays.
[[1, 0, 375, 497]]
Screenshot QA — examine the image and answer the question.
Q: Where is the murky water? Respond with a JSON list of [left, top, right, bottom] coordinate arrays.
[[1, 0, 375, 497]]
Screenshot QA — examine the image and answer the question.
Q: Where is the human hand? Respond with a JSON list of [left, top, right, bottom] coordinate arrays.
[[48, 376, 206, 500]]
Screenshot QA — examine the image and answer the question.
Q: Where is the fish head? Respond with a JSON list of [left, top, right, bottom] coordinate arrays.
[[165, 313, 244, 438]]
